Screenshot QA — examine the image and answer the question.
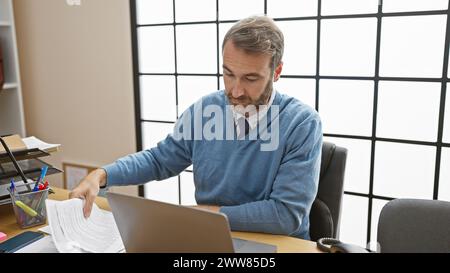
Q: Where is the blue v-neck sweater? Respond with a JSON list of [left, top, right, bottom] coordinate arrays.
[[103, 90, 322, 239]]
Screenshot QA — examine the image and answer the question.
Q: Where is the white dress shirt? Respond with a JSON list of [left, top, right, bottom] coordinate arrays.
[[233, 90, 277, 138]]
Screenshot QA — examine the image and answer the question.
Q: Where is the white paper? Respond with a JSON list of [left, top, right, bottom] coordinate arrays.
[[38, 225, 52, 235], [22, 136, 61, 153], [15, 236, 58, 253], [46, 199, 125, 253]]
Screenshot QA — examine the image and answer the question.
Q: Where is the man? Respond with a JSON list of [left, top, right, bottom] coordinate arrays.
[[70, 15, 322, 239]]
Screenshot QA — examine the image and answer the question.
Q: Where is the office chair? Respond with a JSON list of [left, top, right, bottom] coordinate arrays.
[[309, 142, 347, 241], [377, 198, 450, 253]]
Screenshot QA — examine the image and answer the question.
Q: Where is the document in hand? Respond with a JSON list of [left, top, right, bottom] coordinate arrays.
[[46, 199, 125, 253]]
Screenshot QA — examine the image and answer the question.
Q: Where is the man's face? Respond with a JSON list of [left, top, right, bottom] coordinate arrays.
[[222, 41, 282, 108]]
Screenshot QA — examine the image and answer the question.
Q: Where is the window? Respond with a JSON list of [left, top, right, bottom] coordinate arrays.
[[319, 79, 374, 136], [320, 18, 377, 76], [132, 0, 450, 247], [322, 0, 379, 16], [379, 15, 446, 78], [376, 81, 441, 141], [373, 142, 436, 199], [140, 76, 177, 122], [138, 26, 175, 73], [277, 20, 317, 75]]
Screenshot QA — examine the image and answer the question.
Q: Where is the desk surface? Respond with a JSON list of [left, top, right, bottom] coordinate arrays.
[[0, 187, 321, 253]]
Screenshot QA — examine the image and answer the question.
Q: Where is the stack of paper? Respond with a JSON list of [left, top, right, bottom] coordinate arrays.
[[46, 199, 125, 253], [22, 136, 60, 154]]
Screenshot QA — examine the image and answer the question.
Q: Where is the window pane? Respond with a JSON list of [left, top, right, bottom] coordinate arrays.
[[178, 76, 218, 114], [374, 142, 436, 199], [180, 172, 197, 205], [277, 20, 317, 75], [175, 0, 216, 22], [324, 137, 371, 194], [444, 85, 450, 144], [439, 148, 450, 201], [370, 198, 389, 252], [379, 15, 446, 78], [176, 24, 217, 73], [383, 0, 449, 13], [267, 0, 318, 18], [275, 78, 316, 109], [339, 195, 368, 247], [322, 0, 379, 15], [140, 76, 177, 122], [219, 0, 264, 21], [138, 26, 175, 73], [136, 0, 173, 25], [320, 18, 377, 76], [142, 122, 174, 150], [144, 176, 179, 205], [377, 81, 441, 142], [319, 80, 374, 136]]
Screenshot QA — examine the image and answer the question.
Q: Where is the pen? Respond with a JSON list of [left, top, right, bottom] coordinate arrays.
[[9, 179, 18, 197], [35, 166, 48, 189], [9, 179, 15, 193]]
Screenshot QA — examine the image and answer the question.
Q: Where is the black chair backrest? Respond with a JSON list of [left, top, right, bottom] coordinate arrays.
[[309, 142, 347, 241], [378, 198, 450, 253]]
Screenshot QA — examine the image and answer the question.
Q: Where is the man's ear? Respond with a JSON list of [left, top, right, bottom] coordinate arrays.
[[273, 62, 283, 82]]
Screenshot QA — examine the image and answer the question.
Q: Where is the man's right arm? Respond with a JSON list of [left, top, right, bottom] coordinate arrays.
[[102, 132, 192, 187], [70, 109, 194, 217]]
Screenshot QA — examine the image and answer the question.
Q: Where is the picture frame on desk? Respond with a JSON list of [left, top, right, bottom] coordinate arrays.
[[62, 163, 97, 190]]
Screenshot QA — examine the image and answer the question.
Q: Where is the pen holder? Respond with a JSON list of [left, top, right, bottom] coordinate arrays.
[[7, 184, 49, 229]]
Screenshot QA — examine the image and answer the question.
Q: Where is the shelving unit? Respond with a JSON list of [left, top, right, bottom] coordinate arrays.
[[0, 0, 26, 137]]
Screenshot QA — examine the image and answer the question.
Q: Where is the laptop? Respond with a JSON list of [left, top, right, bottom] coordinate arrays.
[[106, 192, 277, 253]]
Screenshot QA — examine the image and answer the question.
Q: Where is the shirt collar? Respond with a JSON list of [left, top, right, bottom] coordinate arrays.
[[233, 89, 277, 131]]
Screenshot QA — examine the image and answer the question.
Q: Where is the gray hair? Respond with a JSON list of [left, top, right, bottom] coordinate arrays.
[[222, 15, 284, 73]]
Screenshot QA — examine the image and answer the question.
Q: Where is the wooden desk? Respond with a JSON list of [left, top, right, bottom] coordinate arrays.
[[0, 188, 321, 253]]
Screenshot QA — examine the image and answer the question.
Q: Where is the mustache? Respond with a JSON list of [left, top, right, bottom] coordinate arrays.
[[228, 95, 251, 103], [226, 80, 274, 106]]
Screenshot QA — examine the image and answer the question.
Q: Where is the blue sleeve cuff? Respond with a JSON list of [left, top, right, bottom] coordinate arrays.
[[102, 162, 123, 188]]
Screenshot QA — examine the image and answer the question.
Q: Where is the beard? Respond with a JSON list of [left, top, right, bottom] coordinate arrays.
[[226, 79, 273, 110]]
